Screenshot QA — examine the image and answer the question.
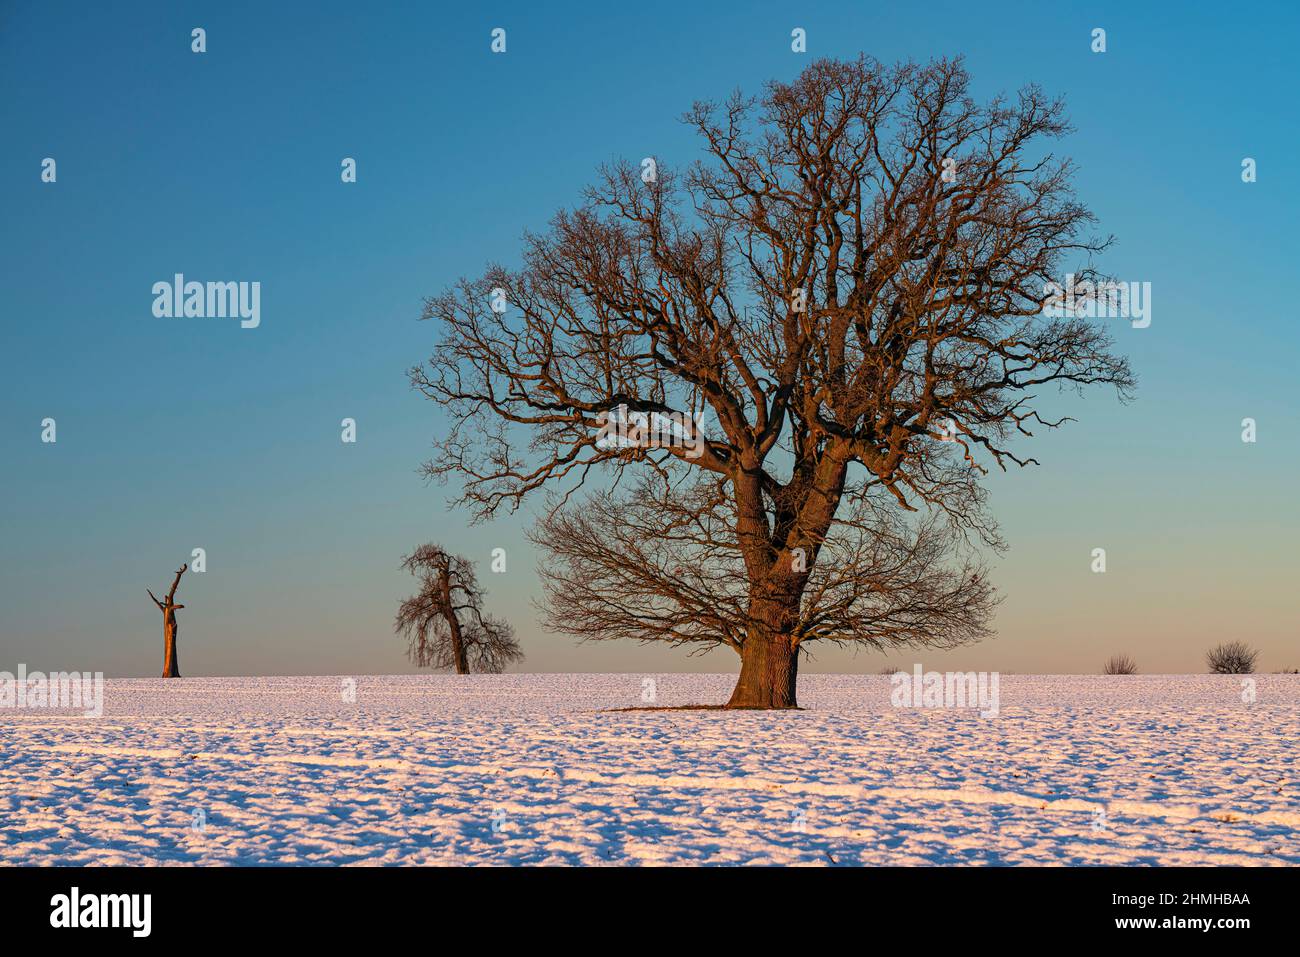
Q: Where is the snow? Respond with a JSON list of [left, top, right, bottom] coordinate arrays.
[[1, 674, 1296, 865]]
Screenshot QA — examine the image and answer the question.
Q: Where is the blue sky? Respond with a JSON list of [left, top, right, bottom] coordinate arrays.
[[2, 0, 1298, 676]]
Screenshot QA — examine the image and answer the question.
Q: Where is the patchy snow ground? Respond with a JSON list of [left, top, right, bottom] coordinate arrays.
[[1, 674, 1296, 866]]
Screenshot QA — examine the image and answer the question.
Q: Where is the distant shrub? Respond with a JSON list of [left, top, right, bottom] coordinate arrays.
[[879, 666, 900, 675], [1103, 654, 1138, 675], [1206, 641, 1259, 675]]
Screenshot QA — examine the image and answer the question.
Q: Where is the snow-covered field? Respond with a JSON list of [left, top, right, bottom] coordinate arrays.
[[1, 674, 1296, 866]]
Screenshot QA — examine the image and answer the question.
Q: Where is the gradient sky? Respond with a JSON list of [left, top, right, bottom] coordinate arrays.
[[2, 0, 1298, 677]]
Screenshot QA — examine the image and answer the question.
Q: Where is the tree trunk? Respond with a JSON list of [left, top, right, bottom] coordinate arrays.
[[440, 569, 469, 674], [449, 627, 468, 675], [727, 590, 802, 707], [162, 618, 181, 678], [729, 632, 800, 710]]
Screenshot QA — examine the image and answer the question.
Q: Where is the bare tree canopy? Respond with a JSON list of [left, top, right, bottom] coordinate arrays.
[[395, 544, 522, 675], [1103, 654, 1138, 675], [411, 55, 1135, 707], [530, 475, 997, 660], [1206, 641, 1258, 675]]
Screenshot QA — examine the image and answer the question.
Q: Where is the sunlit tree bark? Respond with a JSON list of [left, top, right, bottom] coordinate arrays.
[[148, 563, 188, 679]]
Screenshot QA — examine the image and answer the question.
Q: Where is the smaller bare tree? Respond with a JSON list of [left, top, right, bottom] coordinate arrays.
[[395, 544, 522, 674], [1206, 641, 1258, 675], [1102, 654, 1137, 675], [148, 563, 188, 678]]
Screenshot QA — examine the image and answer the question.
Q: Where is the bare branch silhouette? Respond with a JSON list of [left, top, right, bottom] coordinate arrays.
[[1206, 641, 1258, 675], [531, 474, 998, 667], [395, 545, 522, 674], [1103, 654, 1137, 675]]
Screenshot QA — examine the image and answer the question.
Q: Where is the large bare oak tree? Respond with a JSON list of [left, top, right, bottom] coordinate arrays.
[[411, 56, 1135, 707], [395, 544, 522, 674]]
